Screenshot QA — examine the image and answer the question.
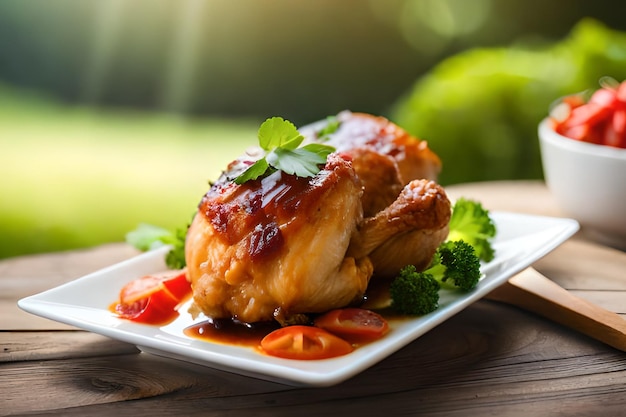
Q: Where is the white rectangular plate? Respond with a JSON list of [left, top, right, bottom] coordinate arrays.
[[18, 212, 578, 387]]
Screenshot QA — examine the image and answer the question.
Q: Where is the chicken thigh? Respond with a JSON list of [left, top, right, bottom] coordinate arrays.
[[185, 153, 372, 324]]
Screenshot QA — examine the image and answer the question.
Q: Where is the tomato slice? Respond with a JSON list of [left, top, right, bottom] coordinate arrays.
[[314, 308, 389, 342], [260, 325, 353, 360], [115, 287, 180, 324], [160, 270, 192, 300], [114, 270, 192, 325], [119, 275, 163, 304]]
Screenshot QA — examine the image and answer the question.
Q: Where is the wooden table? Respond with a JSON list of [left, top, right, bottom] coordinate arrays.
[[2, 181, 625, 416]]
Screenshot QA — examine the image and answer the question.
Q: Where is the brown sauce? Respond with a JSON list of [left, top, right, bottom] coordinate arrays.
[[183, 281, 403, 351], [184, 318, 280, 348], [183, 314, 407, 356]]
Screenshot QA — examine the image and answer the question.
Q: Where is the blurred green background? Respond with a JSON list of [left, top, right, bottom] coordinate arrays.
[[2, 0, 626, 259]]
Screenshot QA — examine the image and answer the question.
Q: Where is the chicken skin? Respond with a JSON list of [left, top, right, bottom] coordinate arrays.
[[185, 112, 450, 324], [302, 111, 443, 217], [348, 179, 451, 279]]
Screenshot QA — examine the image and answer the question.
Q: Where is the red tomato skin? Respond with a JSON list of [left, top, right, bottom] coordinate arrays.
[[115, 288, 181, 325], [114, 270, 191, 325], [260, 325, 354, 360], [314, 308, 389, 342], [161, 271, 192, 301], [119, 275, 163, 304]]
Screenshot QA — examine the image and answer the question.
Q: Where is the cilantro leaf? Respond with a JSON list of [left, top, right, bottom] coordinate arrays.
[[258, 117, 303, 150], [267, 144, 334, 177], [267, 147, 325, 177], [233, 158, 270, 185], [234, 116, 336, 184], [301, 143, 336, 159]]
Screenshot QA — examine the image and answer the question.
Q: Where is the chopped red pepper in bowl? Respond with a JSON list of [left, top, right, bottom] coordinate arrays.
[[549, 77, 626, 149]]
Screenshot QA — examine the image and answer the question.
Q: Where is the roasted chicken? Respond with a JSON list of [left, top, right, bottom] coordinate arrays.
[[185, 111, 450, 324], [186, 153, 372, 324]]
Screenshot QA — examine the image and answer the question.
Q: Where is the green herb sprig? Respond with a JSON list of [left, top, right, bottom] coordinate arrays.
[[125, 223, 187, 269], [234, 117, 336, 184]]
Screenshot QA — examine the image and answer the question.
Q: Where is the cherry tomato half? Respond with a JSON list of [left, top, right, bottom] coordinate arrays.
[[115, 287, 180, 324], [260, 325, 353, 360], [161, 271, 194, 300], [314, 308, 389, 342], [114, 270, 191, 325], [119, 275, 163, 305]]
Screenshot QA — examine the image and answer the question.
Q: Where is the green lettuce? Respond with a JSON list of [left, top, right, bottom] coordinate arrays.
[[390, 19, 626, 185]]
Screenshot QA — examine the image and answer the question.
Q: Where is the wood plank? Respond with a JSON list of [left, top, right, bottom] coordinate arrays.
[[534, 239, 626, 291], [0, 349, 290, 415], [0, 331, 139, 362], [0, 244, 140, 331], [27, 368, 626, 417], [485, 269, 626, 351], [0, 243, 139, 296], [3, 301, 625, 416]]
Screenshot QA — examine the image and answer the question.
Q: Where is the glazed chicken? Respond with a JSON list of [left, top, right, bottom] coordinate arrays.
[[185, 111, 450, 324], [186, 153, 373, 324], [301, 111, 443, 216]]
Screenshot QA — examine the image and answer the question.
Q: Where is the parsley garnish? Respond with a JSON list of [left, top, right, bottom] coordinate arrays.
[[125, 223, 187, 269], [234, 117, 336, 184]]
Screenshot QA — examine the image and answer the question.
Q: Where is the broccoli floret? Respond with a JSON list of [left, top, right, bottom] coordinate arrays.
[[389, 240, 482, 315], [446, 198, 496, 262], [428, 240, 481, 291], [389, 265, 440, 315], [389, 198, 493, 315]]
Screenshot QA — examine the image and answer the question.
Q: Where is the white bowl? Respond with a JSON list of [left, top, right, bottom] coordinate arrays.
[[538, 118, 626, 250]]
